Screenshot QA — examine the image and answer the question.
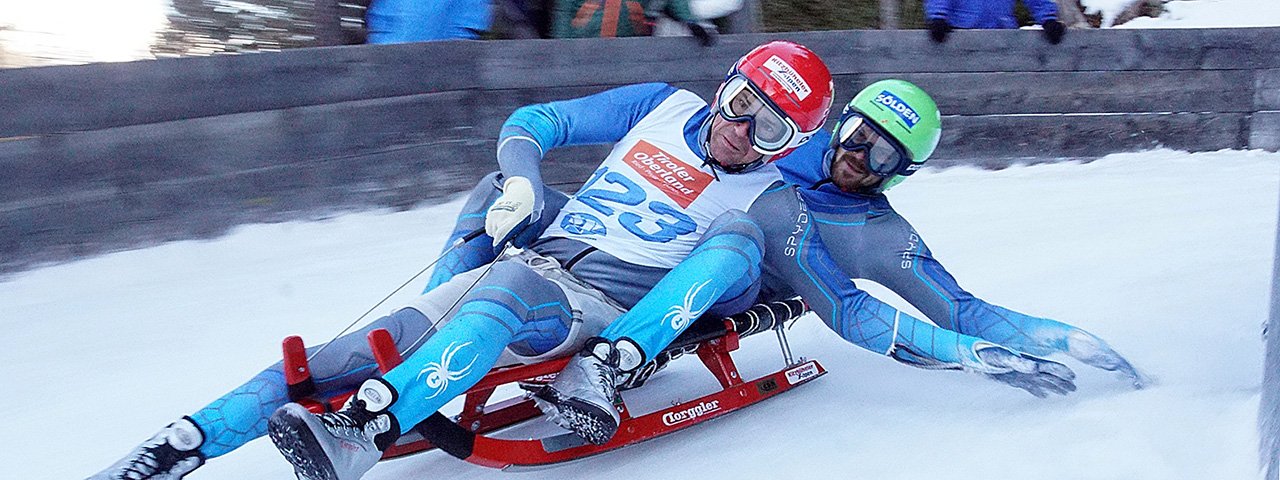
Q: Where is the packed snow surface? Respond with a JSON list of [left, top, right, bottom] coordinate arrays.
[[3, 148, 1276, 480]]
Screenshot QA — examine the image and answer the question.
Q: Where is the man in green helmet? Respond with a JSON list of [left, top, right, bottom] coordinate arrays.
[[445, 79, 1148, 445]]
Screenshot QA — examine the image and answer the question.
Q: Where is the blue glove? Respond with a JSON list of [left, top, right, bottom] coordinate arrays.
[[975, 344, 1077, 398], [961, 310, 1149, 389], [891, 340, 1077, 397]]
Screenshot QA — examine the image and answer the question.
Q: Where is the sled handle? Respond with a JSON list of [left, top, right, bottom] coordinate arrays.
[[283, 335, 316, 400], [367, 328, 403, 374]]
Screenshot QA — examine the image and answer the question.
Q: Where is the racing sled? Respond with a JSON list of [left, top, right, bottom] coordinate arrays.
[[278, 298, 824, 469]]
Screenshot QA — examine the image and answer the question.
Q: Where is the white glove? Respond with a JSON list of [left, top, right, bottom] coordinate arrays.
[[485, 176, 540, 247]]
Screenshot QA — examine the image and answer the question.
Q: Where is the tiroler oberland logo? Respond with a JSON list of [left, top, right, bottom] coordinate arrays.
[[622, 140, 712, 208], [661, 400, 722, 426]]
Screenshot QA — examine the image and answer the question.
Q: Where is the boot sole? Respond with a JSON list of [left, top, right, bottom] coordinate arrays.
[[268, 404, 339, 480], [557, 398, 619, 446]]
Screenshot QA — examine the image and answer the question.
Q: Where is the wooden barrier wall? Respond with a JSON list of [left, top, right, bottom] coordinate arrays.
[[1, 27, 1278, 275]]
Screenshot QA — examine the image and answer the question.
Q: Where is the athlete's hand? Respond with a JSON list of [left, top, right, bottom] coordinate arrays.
[[974, 343, 1077, 398], [986, 317, 1149, 390], [485, 176, 542, 248]]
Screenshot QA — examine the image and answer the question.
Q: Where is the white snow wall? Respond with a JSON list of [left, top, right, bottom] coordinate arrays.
[[1264, 187, 1280, 480]]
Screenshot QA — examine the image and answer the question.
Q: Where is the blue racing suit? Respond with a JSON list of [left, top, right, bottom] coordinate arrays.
[[757, 137, 1080, 366], [429, 133, 1143, 391]]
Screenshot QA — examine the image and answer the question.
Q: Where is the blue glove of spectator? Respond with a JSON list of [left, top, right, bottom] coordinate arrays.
[[1043, 20, 1066, 44], [927, 18, 952, 43]]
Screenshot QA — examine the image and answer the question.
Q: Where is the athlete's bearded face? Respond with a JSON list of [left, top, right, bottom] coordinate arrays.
[[707, 114, 765, 168], [829, 146, 884, 193]]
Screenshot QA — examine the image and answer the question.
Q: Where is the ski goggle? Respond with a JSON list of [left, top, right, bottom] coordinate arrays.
[[715, 74, 807, 155], [835, 113, 913, 178]]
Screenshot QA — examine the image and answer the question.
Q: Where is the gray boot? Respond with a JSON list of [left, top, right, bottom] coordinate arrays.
[[87, 417, 205, 480], [268, 378, 401, 480], [532, 337, 642, 445]]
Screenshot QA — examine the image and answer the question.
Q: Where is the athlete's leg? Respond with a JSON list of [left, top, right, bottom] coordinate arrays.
[[88, 268, 494, 480], [189, 308, 432, 458], [387, 259, 575, 427], [88, 307, 439, 480], [268, 257, 578, 480], [598, 209, 765, 363], [191, 264, 498, 459], [534, 210, 765, 445]]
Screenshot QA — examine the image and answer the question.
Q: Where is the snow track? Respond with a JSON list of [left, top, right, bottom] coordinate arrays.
[[3, 149, 1277, 479]]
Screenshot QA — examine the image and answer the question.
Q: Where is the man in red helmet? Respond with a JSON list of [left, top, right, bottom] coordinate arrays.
[[82, 41, 836, 480], [264, 39, 833, 480]]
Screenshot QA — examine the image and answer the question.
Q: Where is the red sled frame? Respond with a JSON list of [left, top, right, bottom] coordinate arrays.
[[280, 299, 825, 469]]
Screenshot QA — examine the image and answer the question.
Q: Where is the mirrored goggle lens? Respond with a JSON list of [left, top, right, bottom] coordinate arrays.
[[717, 76, 795, 152], [837, 115, 907, 176]]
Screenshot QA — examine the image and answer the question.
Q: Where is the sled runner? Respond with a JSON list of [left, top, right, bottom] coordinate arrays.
[[279, 298, 824, 468]]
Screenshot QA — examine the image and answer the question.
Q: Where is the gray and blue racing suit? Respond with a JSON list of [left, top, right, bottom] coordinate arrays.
[[184, 82, 775, 458]]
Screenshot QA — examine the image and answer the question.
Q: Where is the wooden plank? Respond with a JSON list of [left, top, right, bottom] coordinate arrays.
[[479, 35, 752, 89], [0, 141, 499, 276], [1259, 69, 1280, 110], [0, 41, 483, 137], [828, 27, 1278, 72], [1201, 28, 1280, 70], [481, 28, 1280, 91], [935, 112, 1248, 161], [835, 69, 1256, 115], [439, 27, 1201, 92], [1252, 112, 1280, 152], [0, 91, 484, 211]]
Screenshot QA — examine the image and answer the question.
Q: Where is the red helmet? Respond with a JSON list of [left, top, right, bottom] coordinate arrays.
[[716, 41, 834, 155]]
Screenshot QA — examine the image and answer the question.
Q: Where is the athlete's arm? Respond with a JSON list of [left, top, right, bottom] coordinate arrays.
[[842, 203, 1146, 388], [749, 186, 1078, 397], [486, 83, 682, 246], [497, 83, 681, 189]]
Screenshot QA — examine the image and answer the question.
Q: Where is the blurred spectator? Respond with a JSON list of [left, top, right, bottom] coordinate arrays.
[[649, 0, 743, 43], [552, 0, 652, 38], [925, 0, 1067, 44], [495, 0, 556, 39], [365, 0, 490, 43], [550, 0, 740, 43]]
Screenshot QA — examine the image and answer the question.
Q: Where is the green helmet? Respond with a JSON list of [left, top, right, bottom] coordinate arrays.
[[829, 79, 942, 193]]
